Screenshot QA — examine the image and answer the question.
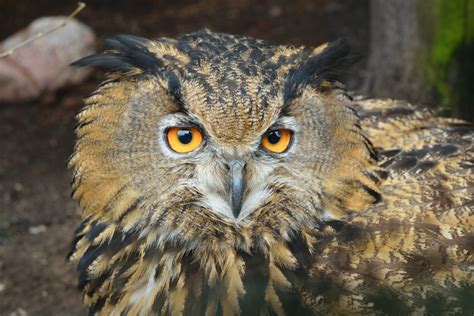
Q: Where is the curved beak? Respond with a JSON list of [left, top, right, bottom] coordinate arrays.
[[228, 160, 246, 218]]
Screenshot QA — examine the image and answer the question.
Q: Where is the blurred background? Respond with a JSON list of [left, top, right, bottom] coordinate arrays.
[[0, 1, 472, 315]]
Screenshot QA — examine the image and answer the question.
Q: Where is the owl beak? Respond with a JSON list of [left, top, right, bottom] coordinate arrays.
[[228, 160, 246, 218]]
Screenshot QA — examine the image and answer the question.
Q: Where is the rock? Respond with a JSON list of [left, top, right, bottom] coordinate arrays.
[[269, 6, 282, 17], [28, 225, 47, 235], [0, 17, 96, 102], [9, 308, 28, 316]]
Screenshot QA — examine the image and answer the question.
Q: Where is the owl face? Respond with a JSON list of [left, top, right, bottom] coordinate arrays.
[[123, 84, 302, 221], [156, 113, 298, 218], [69, 31, 384, 314], [71, 31, 379, 250]]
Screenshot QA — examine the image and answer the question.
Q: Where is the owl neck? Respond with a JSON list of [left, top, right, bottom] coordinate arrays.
[[74, 213, 322, 315]]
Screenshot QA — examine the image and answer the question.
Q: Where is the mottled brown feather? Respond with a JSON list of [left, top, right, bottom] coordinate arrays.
[[69, 31, 473, 315]]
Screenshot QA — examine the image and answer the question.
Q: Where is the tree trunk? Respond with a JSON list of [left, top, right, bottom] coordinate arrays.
[[364, 0, 474, 121]]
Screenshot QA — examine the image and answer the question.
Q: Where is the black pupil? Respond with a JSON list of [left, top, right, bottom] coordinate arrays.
[[267, 130, 281, 144], [177, 129, 193, 144]]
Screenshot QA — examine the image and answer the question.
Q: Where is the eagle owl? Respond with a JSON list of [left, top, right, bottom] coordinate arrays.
[[68, 30, 473, 315]]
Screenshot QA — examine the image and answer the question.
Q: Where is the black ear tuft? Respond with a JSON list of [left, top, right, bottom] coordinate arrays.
[[71, 34, 164, 74], [284, 38, 354, 103]]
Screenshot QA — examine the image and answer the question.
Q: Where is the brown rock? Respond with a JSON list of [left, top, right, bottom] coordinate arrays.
[[0, 17, 96, 102]]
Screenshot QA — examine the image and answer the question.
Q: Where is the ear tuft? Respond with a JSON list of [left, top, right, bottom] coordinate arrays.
[[71, 34, 164, 74], [284, 38, 354, 103]]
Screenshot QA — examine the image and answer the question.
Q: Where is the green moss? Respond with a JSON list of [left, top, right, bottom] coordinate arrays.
[[419, 0, 474, 120], [429, 1, 463, 106]]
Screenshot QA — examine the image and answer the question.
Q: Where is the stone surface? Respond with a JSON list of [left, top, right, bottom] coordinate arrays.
[[0, 16, 95, 102]]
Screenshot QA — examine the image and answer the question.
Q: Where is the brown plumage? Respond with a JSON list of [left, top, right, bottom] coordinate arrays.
[[68, 30, 473, 315]]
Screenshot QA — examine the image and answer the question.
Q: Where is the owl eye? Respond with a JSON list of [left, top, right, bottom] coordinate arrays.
[[166, 127, 203, 153], [261, 129, 292, 153]]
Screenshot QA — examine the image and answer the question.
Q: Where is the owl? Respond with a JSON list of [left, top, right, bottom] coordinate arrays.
[[68, 30, 473, 315]]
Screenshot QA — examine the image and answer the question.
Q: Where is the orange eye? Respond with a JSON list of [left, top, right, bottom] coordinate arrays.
[[261, 129, 292, 153], [166, 127, 203, 153]]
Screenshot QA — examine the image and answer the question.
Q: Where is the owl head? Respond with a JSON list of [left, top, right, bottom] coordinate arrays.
[[69, 30, 381, 313]]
